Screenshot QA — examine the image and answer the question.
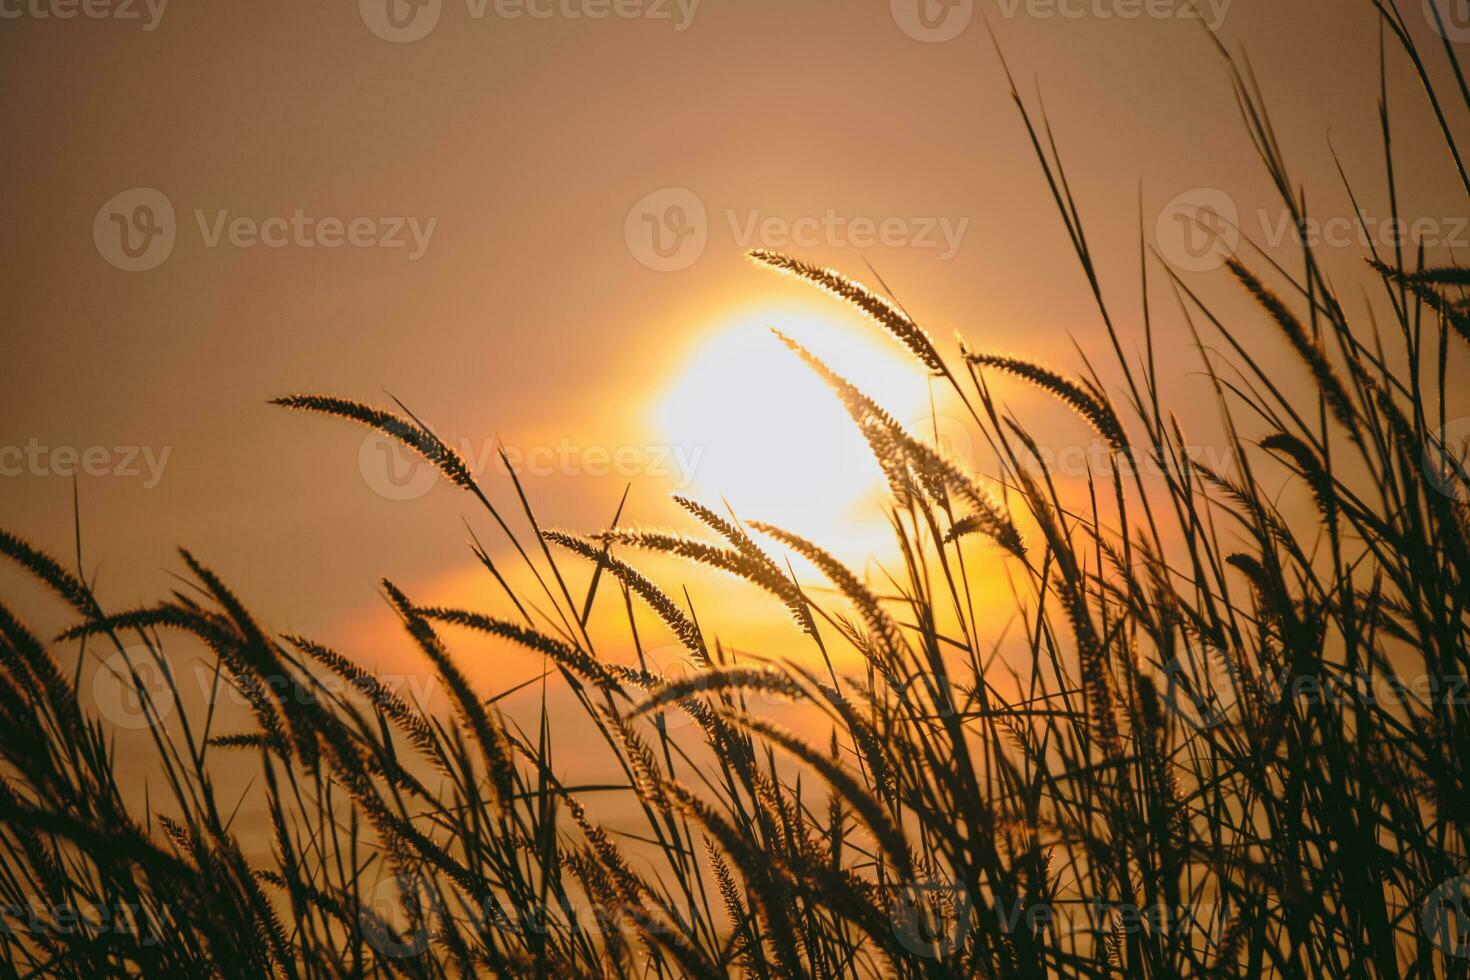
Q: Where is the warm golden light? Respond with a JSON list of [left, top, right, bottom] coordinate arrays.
[[653, 305, 936, 561]]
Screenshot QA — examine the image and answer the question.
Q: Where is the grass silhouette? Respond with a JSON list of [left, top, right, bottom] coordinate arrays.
[[2, 12, 1469, 978]]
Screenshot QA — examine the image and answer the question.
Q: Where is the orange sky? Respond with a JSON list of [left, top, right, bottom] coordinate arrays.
[[3, 1, 1468, 697]]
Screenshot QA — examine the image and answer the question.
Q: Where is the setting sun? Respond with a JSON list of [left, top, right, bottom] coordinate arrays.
[[653, 305, 938, 558]]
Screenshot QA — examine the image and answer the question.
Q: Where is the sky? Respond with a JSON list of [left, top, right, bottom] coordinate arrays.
[[3, 0, 1468, 716]]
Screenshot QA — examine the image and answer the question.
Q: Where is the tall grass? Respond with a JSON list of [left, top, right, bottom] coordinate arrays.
[[2, 10, 1468, 978]]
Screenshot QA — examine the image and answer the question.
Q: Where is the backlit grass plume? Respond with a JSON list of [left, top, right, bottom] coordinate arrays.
[[963, 350, 1130, 455], [749, 248, 945, 373]]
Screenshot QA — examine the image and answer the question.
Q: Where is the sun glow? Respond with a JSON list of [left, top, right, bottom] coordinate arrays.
[[653, 305, 936, 561]]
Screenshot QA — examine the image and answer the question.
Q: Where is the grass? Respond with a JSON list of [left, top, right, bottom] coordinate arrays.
[[2, 7, 1469, 977]]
